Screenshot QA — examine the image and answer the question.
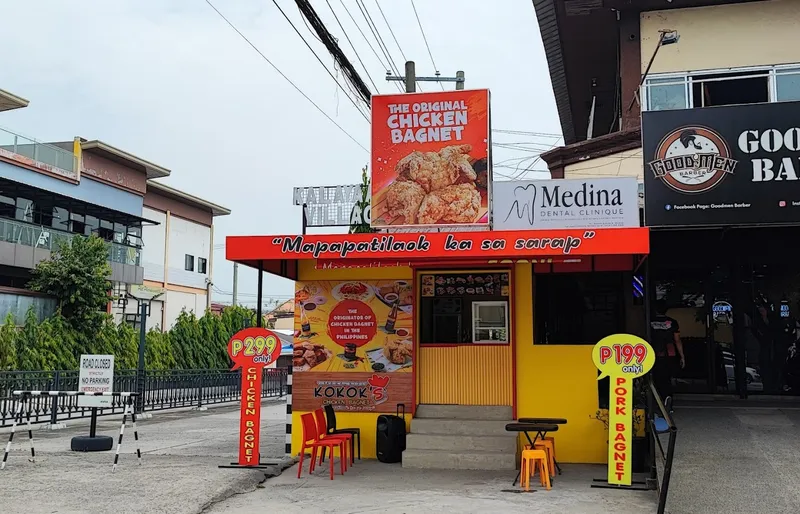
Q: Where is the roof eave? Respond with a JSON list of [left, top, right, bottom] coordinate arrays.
[[147, 180, 231, 217], [532, 0, 576, 144], [80, 140, 171, 179], [0, 89, 29, 112]]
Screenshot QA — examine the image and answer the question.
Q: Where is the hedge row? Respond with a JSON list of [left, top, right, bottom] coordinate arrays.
[[0, 305, 258, 371]]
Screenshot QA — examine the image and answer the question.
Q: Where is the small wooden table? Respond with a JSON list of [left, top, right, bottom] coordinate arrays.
[[505, 423, 559, 486]]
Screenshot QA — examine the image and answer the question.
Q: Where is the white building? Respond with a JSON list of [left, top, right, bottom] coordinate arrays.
[[118, 181, 230, 330]]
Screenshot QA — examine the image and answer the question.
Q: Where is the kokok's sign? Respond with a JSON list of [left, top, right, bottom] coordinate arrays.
[[493, 178, 640, 231]]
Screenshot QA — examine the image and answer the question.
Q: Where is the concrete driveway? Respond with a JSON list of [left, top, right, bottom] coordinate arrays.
[[0, 401, 288, 514]]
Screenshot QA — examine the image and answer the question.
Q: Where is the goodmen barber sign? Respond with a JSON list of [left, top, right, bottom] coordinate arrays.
[[643, 101, 800, 227], [493, 177, 639, 231]]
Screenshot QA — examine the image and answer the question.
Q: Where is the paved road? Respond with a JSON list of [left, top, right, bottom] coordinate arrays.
[[210, 461, 657, 514], [0, 400, 288, 514], [666, 406, 800, 514]]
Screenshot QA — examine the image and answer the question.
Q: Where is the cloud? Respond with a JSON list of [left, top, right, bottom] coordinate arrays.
[[0, 0, 560, 306]]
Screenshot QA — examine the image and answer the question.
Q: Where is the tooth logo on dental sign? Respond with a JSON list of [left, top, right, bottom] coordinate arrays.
[[504, 183, 537, 226]]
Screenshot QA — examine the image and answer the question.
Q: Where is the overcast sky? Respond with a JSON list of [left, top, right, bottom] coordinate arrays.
[[0, 0, 561, 307]]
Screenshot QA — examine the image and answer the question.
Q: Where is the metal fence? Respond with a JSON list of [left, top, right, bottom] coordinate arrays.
[[0, 368, 287, 427], [647, 375, 678, 514]]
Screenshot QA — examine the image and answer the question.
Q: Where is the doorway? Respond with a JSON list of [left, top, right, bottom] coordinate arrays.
[[653, 270, 748, 395]]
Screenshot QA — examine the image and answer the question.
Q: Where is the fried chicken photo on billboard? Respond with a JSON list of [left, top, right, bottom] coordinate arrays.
[[382, 144, 484, 225]]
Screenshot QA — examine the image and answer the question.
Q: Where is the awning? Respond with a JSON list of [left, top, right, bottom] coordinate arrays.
[[226, 227, 650, 280]]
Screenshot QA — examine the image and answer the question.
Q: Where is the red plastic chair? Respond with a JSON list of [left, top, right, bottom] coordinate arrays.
[[314, 408, 353, 467], [297, 412, 345, 480]]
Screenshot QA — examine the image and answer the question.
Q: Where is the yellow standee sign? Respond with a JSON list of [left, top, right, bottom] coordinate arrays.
[[592, 334, 655, 486]]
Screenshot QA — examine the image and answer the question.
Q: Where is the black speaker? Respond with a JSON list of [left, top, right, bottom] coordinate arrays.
[[376, 404, 406, 463]]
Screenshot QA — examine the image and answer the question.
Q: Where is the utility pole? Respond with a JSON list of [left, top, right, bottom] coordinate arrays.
[[232, 262, 239, 306], [387, 60, 465, 93]]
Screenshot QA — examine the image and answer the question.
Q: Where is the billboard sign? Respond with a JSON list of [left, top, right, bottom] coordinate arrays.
[[642, 102, 800, 227], [493, 177, 640, 230], [293, 184, 369, 227], [370, 89, 491, 228]]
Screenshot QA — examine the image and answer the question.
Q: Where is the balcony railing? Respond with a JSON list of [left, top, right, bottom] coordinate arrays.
[[0, 126, 76, 173], [0, 217, 141, 266]]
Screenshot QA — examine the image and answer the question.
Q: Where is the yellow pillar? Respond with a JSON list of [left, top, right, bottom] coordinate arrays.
[[72, 137, 82, 179]]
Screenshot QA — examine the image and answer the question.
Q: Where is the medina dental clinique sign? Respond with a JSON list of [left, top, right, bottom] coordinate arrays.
[[642, 101, 800, 227]]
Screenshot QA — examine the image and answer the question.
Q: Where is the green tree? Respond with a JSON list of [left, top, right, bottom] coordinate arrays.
[[0, 313, 17, 370], [349, 165, 376, 234], [28, 235, 112, 332]]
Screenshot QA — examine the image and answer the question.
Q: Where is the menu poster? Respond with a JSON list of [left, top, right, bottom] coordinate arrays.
[[293, 280, 413, 412], [420, 272, 509, 298]]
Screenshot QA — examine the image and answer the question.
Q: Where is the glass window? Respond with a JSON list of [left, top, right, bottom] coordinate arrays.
[[0, 194, 15, 218], [97, 219, 114, 241], [471, 301, 509, 343], [70, 213, 86, 235], [419, 271, 511, 345], [127, 225, 142, 247], [16, 197, 32, 222], [52, 206, 69, 231], [185, 254, 194, 272], [776, 68, 800, 102], [535, 272, 625, 345], [692, 71, 769, 108], [646, 77, 688, 111], [85, 215, 99, 237], [198, 257, 208, 274], [113, 222, 125, 244]]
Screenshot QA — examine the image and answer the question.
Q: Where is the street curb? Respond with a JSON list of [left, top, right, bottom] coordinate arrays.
[[197, 456, 297, 514]]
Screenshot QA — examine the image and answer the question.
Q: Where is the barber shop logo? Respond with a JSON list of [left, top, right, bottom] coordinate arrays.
[[648, 126, 738, 194]]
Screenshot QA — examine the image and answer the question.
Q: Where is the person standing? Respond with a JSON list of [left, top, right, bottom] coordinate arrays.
[[650, 300, 686, 412]]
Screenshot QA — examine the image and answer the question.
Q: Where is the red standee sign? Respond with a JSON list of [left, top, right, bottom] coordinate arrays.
[[227, 328, 282, 466]]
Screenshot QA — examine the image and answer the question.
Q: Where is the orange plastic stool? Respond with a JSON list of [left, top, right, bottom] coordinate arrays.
[[525, 436, 558, 476], [520, 449, 551, 491], [533, 440, 556, 477]]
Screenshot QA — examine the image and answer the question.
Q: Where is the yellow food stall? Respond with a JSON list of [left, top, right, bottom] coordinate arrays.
[[226, 227, 649, 463]]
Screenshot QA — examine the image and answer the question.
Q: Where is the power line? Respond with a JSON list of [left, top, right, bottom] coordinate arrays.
[[324, 0, 380, 94], [203, 0, 368, 153], [373, 1, 407, 62], [337, 0, 402, 92], [372, 0, 421, 91], [273, 0, 370, 119], [354, 0, 403, 83], [493, 129, 562, 138], [409, 0, 443, 91]]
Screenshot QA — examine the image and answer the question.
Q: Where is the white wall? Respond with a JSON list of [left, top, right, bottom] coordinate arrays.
[[641, 0, 800, 74], [164, 289, 207, 329], [142, 207, 167, 282], [167, 216, 210, 290], [564, 148, 643, 181]]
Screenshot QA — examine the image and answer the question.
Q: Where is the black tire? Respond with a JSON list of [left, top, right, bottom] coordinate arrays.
[[70, 435, 114, 452]]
